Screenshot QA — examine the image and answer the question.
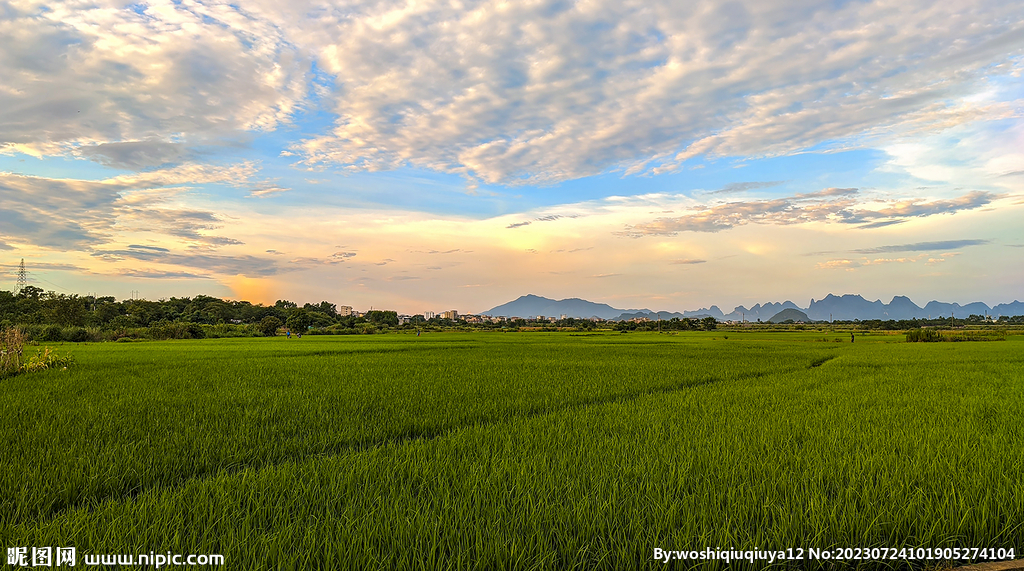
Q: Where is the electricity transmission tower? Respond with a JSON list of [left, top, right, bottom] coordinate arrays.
[[16, 258, 27, 294]]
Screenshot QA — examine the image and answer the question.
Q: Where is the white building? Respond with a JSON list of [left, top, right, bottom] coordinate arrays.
[[424, 311, 436, 320], [339, 305, 353, 317]]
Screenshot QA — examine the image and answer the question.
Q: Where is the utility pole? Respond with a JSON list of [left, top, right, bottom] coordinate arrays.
[[16, 258, 27, 294]]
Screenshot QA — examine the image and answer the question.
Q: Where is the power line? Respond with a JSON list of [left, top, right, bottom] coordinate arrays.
[[25, 270, 77, 294]]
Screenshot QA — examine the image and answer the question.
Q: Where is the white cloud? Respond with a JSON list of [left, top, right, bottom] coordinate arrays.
[[0, 0, 307, 153], [881, 111, 1024, 191], [2, 0, 1021, 187], [0, 166, 256, 249], [292, 0, 1024, 184]]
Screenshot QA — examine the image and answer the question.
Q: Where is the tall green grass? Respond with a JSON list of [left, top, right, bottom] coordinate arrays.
[[1, 334, 831, 527], [2, 333, 1022, 569]]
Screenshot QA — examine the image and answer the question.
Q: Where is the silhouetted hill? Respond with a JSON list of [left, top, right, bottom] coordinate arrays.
[[806, 294, 887, 321], [768, 308, 810, 323], [723, 301, 800, 322], [612, 306, 725, 321], [993, 301, 1024, 317], [883, 295, 923, 320], [921, 300, 992, 319], [483, 294, 631, 319]]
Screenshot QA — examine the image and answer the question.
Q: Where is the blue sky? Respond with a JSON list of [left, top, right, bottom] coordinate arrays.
[[1, 0, 1022, 313]]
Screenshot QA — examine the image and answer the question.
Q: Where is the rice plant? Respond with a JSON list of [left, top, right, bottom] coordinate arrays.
[[2, 333, 1022, 570]]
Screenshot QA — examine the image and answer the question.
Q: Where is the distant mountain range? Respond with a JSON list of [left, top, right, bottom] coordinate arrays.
[[484, 294, 637, 320], [482, 294, 1024, 321]]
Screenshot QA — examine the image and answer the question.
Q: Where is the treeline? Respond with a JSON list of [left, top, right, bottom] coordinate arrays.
[[613, 316, 718, 332], [0, 287, 600, 342], [0, 287, 415, 341]]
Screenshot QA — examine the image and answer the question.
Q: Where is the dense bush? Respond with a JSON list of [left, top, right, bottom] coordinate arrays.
[[944, 330, 1006, 342], [906, 328, 941, 342], [185, 323, 208, 339], [148, 322, 206, 340], [39, 324, 63, 342], [203, 324, 256, 338], [64, 327, 91, 342]]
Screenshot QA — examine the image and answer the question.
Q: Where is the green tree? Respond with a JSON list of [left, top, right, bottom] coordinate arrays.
[[43, 294, 86, 327], [365, 310, 398, 327], [701, 316, 717, 331], [17, 285, 44, 300], [259, 316, 282, 337], [286, 308, 312, 332], [304, 301, 337, 317], [307, 311, 335, 329]]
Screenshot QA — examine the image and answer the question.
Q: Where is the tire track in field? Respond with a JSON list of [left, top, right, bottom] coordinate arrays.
[[15, 360, 820, 527]]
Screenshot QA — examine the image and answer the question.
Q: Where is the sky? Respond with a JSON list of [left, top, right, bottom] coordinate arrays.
[[1, 0, 1022, 314]]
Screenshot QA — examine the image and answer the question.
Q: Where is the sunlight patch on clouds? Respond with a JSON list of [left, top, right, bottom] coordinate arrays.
[[817, 256, 926, 271], [617, 189, 1000, 237], [816, 251, 968, 271]]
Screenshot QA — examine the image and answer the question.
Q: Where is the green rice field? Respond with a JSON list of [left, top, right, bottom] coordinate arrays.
[[2, 331, 1023, 569]]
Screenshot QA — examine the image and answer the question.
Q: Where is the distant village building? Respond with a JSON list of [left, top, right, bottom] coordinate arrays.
[[339, 306, 353, 317], [424, 311, 436, 320], [560, 314, 567, 320], [441, 310, 459, 320]]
